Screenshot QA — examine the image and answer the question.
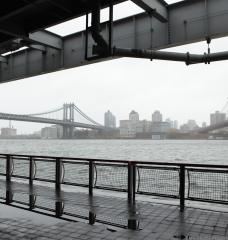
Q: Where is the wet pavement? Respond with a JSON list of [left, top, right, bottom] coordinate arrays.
[[0, 180, 228, 239]]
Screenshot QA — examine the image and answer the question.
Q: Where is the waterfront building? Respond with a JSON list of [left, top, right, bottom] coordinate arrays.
[[104, 110, 116, 128], [129, 110, 139, 121], [41, 125, 63, 139], [180, 120, 199, 133], [151, 122, 170, 134], [120, 110, 141, 138], [152, 110, 162, 122], [119, 120, 138, 138], [1, 127, 17, 137], [210, 111, 226, 125]]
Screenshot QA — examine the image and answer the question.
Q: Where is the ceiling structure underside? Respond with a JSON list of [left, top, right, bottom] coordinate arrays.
[[1, 0, 228, 83]]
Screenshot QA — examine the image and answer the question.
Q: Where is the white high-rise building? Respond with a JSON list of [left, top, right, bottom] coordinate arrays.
[[152, 110, 162, 122], [104, 110, 116, 128]]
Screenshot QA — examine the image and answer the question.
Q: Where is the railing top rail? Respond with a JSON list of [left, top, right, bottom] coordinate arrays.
[[0, 153, 228, 169]]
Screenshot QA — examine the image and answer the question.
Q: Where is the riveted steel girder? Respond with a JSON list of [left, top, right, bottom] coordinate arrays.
[[1, 0, 228, 83]]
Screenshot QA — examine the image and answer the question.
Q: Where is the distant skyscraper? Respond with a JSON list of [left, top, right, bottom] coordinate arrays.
[[210, 111, 226, 125], [152, 110, 162, 122], [104, 110, 116, 128], [174, 120, 178, 129], [129, 110, 139, 121]]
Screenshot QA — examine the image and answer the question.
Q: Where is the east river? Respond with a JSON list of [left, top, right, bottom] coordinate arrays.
[[0, 139, 227, 164]]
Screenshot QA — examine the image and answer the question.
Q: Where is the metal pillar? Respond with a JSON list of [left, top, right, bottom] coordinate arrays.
[[128, 162, 136, 204], [6, 155, 12, 182], [179, 165, 185, 212], [29, 156, 35, 185], [56, 158, 63, 190]]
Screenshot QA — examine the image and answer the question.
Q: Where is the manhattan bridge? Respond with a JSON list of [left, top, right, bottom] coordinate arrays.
[[0, 103, 106, 139]]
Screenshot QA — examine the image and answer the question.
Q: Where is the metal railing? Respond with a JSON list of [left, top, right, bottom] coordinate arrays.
[[0, 153, 228, 229]]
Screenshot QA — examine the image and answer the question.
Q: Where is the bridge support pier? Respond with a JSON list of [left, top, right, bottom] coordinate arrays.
[[62, 126, 74, 139]]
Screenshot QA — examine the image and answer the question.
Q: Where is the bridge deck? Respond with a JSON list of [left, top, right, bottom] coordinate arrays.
[[0, 179, 228, 239]]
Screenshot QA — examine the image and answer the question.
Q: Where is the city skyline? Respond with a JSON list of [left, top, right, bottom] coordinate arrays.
[[0, 107, 227, 135], [0, 1, 228, 134]]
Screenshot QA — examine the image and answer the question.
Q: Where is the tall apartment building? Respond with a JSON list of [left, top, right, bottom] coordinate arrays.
[[120, 110, 140, 138], [210, 111, 226, 125], [152, 110, 162, 122], [104, 110, 116, 128], [129, 110, 139, 121]]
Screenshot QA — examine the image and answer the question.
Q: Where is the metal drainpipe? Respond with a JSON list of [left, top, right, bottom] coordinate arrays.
[[91, 0, 108, 56], [113, 47, 228, 65]]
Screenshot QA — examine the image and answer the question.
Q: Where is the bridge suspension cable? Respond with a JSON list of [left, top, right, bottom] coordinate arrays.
[[25, 106, 63, 117], [73, 105, 102, 126]]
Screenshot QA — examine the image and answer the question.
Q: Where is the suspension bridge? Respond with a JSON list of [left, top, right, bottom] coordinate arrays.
[[0, 103, 106, 138]]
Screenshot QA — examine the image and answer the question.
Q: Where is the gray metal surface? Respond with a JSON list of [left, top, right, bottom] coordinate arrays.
[[1, 0, 228, 83]]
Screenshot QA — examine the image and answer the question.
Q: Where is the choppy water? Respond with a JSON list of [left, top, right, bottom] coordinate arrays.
[[0, 139, 227, 164]]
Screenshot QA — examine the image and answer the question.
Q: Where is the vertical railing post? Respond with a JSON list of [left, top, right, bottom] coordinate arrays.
[[6, 155, 12, 182], [6, 190, 13, 205], [29, 194, 36, 210], [29, 156, 35, 185], [55, 201, 64, 218], [128, 162, 138, 230], [128, 161, 136, 204], [56, 158, 62, 190], [179, 165, 185, 212], [89, 211, 96, 225], [89, 160, 94, 196]]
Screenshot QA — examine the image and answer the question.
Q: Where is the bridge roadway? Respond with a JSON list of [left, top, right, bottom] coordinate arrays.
[[197, 120, 228, 134], [0, 112, 105, 130]]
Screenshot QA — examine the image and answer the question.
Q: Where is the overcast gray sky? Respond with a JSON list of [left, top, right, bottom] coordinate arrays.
[[0, 0, 228, 134]]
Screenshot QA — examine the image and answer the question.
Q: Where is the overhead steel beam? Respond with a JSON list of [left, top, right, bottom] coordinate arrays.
[[131, 0, 168, 22], [0, 22, 27, 38], [0, 56, 7, 63], [29, 30, 62, 50], [1, 0, 228, 83]]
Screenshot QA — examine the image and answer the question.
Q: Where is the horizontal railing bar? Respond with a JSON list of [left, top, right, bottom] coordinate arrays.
[[62, 160, 89, 165], [34, 178, 55, 183], [62, 182, 89, 187], [11, 175, 29, 179], [137, 165, 179, 170], [137, 191, 179, 198], [1, 153, 228, 169], [187, 168, 228, 173], [95, 186, 127, 192], [33, 159, 56, 162], [187, 197, 228, 205], [12, 156, 30, 160], [95, 162, 127, 167]]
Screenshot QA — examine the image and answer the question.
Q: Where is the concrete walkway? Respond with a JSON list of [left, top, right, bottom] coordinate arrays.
[[0, 179, 228, 239]]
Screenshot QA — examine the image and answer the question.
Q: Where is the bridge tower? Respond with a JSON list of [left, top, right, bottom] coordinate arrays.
[[62, 103, 75, 139]]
